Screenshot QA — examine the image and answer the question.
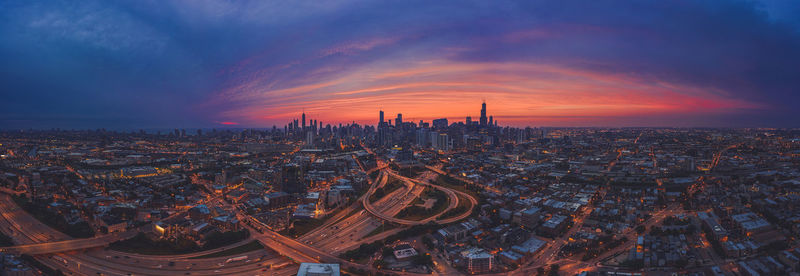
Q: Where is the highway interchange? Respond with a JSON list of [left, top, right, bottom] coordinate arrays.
[[0, 147, 480, 276]]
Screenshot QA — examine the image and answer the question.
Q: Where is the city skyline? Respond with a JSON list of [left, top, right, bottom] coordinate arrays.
[[2, 2, 800, 275], [2, 1, 800, 129]]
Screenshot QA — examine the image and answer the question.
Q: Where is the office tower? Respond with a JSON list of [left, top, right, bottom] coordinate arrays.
[[432, 133, 451, 151], [489, 115, 493, 126], [302, 112, 306, 130], [432, 118, 448, 129], [429, 131, 440, 149], [378, 127, 389, 146], [466, 116, 472, 125], [395, 113, 403, 127], [379, 110, 384, 126], [416, 128, 429, 147], [306, 131, 314, 146], [480, 102, 487, 126]]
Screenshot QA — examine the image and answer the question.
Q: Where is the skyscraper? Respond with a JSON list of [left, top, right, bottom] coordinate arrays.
[[480, 102, 487, 126], [379, 110, 384, 127], [395, 113, 403, 127], [432, 118, 448, 129], [302, 112, 306, 130]]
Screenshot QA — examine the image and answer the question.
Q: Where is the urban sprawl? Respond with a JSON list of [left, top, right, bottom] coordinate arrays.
[[1, 103, 799, 276]]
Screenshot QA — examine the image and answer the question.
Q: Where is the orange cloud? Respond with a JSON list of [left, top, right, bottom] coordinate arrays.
[[208, 59, 764, 127]]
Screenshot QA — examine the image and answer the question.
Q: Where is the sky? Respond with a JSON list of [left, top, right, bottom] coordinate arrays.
[[1, 0, 799, 129]]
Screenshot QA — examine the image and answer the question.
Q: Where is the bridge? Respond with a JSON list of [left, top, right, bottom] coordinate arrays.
[[0, 229, 140, 255], [361, 169, 476, 226]]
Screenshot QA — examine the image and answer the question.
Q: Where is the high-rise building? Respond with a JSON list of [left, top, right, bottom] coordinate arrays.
[[480, 102, 487, 126], [395, 113, 403, 127], [416, 128, 429, 147], [302, 112, 306, 130], [429, 131, 440, 149], [432, 118, 448, 129], [379, 110, 384, 127], [489, 115, 493, 126], [306, 131, 314, 146], [466, 116, 472, 125]]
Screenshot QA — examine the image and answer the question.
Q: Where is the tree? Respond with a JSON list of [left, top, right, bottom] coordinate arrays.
[[548, 264, 560, 276], [382, 246, 393, 257], [374, 188, 385, 199], [422, 236, 434, 249], [413, 254, 433, 266]]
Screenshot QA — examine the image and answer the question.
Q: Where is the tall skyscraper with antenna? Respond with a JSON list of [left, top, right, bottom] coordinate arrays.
[[480, 102, 487, 126]]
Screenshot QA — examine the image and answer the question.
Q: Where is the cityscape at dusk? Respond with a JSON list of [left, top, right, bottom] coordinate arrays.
[[1, 1, 800, 276], [2, 1, 800, 128]]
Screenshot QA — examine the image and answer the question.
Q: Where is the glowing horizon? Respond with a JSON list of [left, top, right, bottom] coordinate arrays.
[[2, 1, 799, 129]]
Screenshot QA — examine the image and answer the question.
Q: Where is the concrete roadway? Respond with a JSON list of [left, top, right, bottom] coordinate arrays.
[[244, 214, 432, 276], [302, 170, 425, 254], [0, 229, 139, 255], [394, 171, 478, 225], [0, 194, 299, 276], [302, 163, 476, 257]]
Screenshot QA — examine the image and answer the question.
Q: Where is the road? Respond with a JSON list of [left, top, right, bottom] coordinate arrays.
[[361, 169, 477, 226], [301, 170, 421, 254], [243, 214, 431, 276], [0, 228, 139, 255], [0, 194, 300, 275]]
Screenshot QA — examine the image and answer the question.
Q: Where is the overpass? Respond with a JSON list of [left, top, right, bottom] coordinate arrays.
[[242, 215, 430, 276], [0, 229, 140, 255], [0, 186, 24, 196], [361, 169, 476, 226]]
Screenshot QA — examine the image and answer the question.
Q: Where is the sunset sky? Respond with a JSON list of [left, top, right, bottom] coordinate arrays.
[[2, 0, 799, 129]]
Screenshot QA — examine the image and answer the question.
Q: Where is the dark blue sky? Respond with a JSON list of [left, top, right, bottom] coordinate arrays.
[[1, 0, 799, 129]]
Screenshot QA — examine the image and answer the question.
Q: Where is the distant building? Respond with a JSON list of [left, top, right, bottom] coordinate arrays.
[[480, 102, 487, 126], [432, 118, 448, 129]]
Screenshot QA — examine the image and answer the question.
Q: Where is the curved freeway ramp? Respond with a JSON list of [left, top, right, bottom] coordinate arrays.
[[362, 169, 477, 225], [0, 229, 140, 255]]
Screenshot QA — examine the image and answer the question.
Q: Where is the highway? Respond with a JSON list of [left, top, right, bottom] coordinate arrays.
[[301, 170, 422, 254], [0, 228, 139, 255], [242, 213, 431, 276], [0, 194, 300, 275], [0, 145, 472, 275]]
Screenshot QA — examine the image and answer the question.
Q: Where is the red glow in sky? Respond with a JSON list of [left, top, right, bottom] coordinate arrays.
[[211, 60, 762, 127]]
